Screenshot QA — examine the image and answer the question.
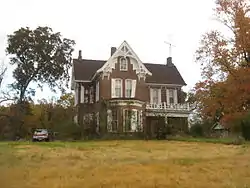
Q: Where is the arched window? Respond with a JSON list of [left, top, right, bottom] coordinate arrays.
[[120, 57, 128, 71]]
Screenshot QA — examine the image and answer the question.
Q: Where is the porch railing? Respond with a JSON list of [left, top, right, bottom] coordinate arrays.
[[146, 102, 192, 111]]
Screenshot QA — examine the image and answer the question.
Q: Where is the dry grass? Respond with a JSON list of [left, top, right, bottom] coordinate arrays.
[[0, 141, 250, 188]]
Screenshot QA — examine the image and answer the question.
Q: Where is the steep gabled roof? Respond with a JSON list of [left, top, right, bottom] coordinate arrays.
[[73, 59, 186, 85], [144, 63, 186, 85], [73, 59, 105, 81]]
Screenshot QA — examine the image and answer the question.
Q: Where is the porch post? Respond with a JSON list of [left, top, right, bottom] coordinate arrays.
[[165, 115, 168, 125]]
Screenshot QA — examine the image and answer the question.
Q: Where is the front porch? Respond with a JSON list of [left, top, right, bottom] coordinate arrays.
[[144, 102, 192, 138]]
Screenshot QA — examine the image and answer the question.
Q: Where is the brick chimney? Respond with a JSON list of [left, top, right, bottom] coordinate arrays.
[[78, 50, 82, 60], [111, 47, 117, 56], [166, 57, 174, 67]]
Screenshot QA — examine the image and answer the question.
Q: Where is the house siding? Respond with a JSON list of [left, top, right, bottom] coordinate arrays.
[[99, 56, 148, 101], [73, 42, 191, 139]]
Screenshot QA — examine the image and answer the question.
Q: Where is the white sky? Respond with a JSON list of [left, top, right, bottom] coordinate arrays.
[[0, 0, 218, 101]]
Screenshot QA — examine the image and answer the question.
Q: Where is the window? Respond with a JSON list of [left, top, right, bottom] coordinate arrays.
[[125, 79, 132, 98], [152, 89, 158, 104], [124, 110, 132, 132], [111, 110, 118, 132], [120, 57, 128, 71], [124, 109, 139, 132], [169, 89, 174, 104], [115, 79, 122, 97], [95, 81, 99, 102], [89, 87, 94, 103]]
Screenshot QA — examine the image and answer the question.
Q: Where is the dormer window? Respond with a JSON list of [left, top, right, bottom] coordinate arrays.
[[120, 57, 128, 71]]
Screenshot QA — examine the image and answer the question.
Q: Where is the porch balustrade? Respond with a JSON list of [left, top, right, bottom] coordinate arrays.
[[146, 102, 191, 112]]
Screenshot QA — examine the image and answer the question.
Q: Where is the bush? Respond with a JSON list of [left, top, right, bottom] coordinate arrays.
[[233, 112, 250, 141], [241, 121, 250, 141], [190, 124, 204, 137]]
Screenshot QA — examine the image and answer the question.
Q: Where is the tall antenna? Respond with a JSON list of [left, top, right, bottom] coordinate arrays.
[[164, 41, 176, 57]]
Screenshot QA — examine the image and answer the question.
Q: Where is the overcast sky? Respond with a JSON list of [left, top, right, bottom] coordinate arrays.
[[0, 0, 218, 101]]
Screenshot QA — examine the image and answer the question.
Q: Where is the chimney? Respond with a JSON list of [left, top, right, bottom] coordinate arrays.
[[166, 57, 174, 67], [111, 47, 117, 56], [78, 50, 82, 60]]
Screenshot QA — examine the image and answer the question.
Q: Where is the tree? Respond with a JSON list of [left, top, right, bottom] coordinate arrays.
[[194, 0, 250, 128], [6, 26, 75, 103], [5, 26, 75, 137]]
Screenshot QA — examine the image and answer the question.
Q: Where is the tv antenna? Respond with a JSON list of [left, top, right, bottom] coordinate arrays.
[[164, 41, 176, 57]]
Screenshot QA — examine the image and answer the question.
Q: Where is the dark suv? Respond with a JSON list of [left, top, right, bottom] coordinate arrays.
[[32, 129, 52, 142]]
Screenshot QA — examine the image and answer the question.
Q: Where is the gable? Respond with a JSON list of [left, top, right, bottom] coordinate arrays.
[[96, 41, 152, 80], [73, 59, 186, 86]]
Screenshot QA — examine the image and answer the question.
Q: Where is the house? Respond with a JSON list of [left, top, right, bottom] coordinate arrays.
[[71, 40, 192, 138]]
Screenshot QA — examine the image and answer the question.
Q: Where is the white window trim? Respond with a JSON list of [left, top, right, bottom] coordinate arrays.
[[123, 109, 139, 132], [74, 84, 79, 106], [150, 88, 161, 104], [125, 79, 133, 98], [120, 57, 128, 71], [166, 88, 178, 104], [112, 78, 123, 98], [80, 85, 84, 103], [95, 81, 100, 102], [107, 109, 118, 132]]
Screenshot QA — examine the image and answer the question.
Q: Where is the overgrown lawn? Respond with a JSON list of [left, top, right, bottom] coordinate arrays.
[[0, 140, 250, 188]]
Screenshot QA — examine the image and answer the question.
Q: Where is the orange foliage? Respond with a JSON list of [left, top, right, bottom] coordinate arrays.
[[195, 0, 250, 127]]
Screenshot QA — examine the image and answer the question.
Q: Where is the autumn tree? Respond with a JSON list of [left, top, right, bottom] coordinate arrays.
[[195, 0, 250, 131], [6, 26, 75, 137]]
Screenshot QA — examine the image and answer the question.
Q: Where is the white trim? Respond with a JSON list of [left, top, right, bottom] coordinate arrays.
[[174, 89, 178, 104], [146, 83, 184, 87], [109, 101, 144, 107], [112, 78, 123, 98], [74, 83, 79, 106], [95, 81, 100, 102], [96, 41, 152, 79], [166, 89, 170, 105], [131, 80, 136, 98], [131, 109, 138, 131], [150, 88, 153, 103], [107, 109, 112, 132], [145, 112, 190, 117], [157, 88, 161, 104], [125, 79, 133, 98], [74, 80, 91, 82], [111, 78, 115, 98], [120, 57, 128, 71], [109, 99, 145, 105], [80, 85, 84, 103]]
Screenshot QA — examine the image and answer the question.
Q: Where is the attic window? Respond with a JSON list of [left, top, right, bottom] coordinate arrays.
[[120, 57, 128, 71]]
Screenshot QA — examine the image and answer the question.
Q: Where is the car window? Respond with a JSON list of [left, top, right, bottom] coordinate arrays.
[[34, 129, 48, 134]]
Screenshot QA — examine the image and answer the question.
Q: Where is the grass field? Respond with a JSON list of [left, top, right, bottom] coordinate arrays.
[[0, 140, 250, 188]]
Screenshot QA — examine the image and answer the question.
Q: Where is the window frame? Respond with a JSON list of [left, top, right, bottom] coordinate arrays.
[[152, 89, 158, 104], [124, 109, 132, 132], [169, 89, 174, 104], [114, 79, 122, 98], [111, 109, 118, 132], [120, 57, 128, 71], [125, 79, 133, 98]]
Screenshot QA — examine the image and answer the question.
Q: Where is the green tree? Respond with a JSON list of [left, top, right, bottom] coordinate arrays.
[[6, 26, 75, 137]]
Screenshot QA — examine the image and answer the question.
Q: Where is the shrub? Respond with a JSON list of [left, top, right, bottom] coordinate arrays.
[[190, 124, 204, 137]]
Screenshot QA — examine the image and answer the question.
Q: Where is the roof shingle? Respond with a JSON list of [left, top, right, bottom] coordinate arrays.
[[73, 59, 186, 85]]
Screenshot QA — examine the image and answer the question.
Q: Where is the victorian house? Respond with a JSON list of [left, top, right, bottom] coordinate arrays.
[[71, 41, 192, 138]]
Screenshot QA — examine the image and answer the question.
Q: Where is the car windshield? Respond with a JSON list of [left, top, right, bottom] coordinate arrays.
[[34, 129, 48, 134]]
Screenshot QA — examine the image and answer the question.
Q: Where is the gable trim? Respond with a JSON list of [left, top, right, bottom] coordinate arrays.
[[146, 83, 184, 87], [96, 41, 152, 79]]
